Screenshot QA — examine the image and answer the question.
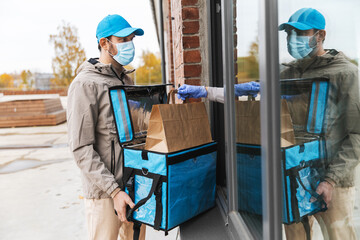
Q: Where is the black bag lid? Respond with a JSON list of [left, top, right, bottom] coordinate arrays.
[[109, 84, 168, 144], [280, 77, 329, 134]]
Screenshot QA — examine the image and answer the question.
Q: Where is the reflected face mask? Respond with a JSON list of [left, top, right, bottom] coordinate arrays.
[[108, 40, 135, 66], [287, 30, 318, 59]]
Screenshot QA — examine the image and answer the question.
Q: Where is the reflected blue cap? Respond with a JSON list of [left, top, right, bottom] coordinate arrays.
[[96, 14, 144, 42], [279, 8, 325, 31]]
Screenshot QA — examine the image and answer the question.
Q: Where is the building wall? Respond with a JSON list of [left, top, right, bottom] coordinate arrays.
[[163, 0, 175, 87], [167, 0, 210, 103], [198, 0, 211, 89]]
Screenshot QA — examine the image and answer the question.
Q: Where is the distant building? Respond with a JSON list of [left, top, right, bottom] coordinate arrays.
[[34, 73, 53, 90], [12, 78, 22, 88]]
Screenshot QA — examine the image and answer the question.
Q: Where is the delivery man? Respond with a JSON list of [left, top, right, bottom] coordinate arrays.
[[67, 14, 146, 240]]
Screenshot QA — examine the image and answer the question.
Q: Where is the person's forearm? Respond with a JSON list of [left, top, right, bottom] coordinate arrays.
[[206, 87, 224, 103]]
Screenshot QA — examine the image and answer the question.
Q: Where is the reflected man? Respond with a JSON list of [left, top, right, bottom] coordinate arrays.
[[279, 8, 360, 240]]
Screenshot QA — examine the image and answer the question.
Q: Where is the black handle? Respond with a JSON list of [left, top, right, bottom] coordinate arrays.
[[126, 174, 161, 221]]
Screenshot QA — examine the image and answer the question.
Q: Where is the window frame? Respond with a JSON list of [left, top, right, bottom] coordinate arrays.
[[218, 0, 283, 239], [259, 0, 283, 239]]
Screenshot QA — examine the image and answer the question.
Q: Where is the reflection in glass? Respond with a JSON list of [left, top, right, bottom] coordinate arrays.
[[235, 1, 360, 239], [235, 0, 263, 237], [123, 85, 167, 138], [278, 4, 360, 240]]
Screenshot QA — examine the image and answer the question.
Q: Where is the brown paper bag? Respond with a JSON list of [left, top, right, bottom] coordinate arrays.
[[236, 100, 295, 147], [145, 100, 212, 153], [285, 93, 309, 128]]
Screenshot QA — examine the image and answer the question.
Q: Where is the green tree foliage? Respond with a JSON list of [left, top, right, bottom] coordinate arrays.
[[0, 73, 14, 88], [49, 21, 86, 87], [134, 51, 162, 85], [237, 40, 259, 83]]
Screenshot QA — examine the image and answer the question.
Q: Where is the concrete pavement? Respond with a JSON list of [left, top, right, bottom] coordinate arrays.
[[0, 122, 178, 240], [0, 95, 359, 239]]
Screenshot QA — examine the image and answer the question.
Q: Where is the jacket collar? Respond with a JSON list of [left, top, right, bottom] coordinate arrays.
[[282, 49, 340, 72], [87, 58, 126, 76], [77, 58, 135, 84]]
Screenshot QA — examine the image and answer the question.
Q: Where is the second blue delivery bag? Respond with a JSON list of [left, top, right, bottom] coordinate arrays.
[[237, 77, 329, 225]]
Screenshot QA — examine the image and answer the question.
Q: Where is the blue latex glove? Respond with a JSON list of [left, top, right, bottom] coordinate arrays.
[[281, 95, 295, 101], [177, 84, 208, 100], [235, 81, 260, 97], [128, 99, 141, 109]]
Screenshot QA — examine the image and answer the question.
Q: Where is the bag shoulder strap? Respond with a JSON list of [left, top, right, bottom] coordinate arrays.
[[133, 222, 142, 240], [289, 174, 301, 222], [301, 217, 311, 240], [126, 174, 161, 219], [153, 181, 163, 230], [125, 173, 163, 231]]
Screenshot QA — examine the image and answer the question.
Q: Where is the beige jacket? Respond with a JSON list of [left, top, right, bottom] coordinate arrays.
[[281, 50, 360, 187], [67, 58, 133, 199]]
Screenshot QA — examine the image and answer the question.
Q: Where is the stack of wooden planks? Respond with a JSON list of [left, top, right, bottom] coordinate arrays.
[[0, 98, 66, 128]]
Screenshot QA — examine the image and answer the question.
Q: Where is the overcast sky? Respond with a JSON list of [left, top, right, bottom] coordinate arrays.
[[2, 1, 359, 74], [0, 0, 159, 74]]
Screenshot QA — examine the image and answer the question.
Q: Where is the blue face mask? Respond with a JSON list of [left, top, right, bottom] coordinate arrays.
[[108, 40, 135, 66], [287, 30, 318, 59]]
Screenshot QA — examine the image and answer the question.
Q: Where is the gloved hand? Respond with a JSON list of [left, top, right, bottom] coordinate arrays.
[[281, 95, 295, 101], [177, 84, 208, 100], [128, 99, 141, 109], [235, 81, 260, 97]]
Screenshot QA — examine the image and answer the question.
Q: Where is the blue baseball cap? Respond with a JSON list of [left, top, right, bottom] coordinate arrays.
[[279, 8, 325, 31], [96, 14, 144, 42]]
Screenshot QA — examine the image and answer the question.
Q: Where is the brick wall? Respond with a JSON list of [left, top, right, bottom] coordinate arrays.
[[164, 0, 175, 86], [171, 0, 202, 102]]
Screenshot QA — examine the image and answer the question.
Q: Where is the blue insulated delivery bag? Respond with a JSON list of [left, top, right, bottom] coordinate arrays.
[[109, 85, 217, 233], [237, 77, 329, 224], [237, 138, 326, 224]]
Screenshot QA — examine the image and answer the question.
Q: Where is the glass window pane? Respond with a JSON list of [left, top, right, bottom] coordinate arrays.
[[235, 0, 263, 235], [278, 2, 360, 239]]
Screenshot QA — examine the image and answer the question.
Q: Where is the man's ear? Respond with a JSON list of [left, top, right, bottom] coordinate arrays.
[[318, 30, 326, 43], [99, 38, 110, 51]]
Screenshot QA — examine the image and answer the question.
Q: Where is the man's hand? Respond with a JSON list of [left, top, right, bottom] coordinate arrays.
[[113, 191, 135, 223], [315, 181, 334, 207]]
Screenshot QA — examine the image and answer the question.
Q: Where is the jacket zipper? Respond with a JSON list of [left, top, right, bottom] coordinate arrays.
[[110, 66, 125, 85], [111, 140, 115, 174]]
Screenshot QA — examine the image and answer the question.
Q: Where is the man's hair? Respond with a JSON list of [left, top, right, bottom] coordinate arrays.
[[98, 36, 111, 52]]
